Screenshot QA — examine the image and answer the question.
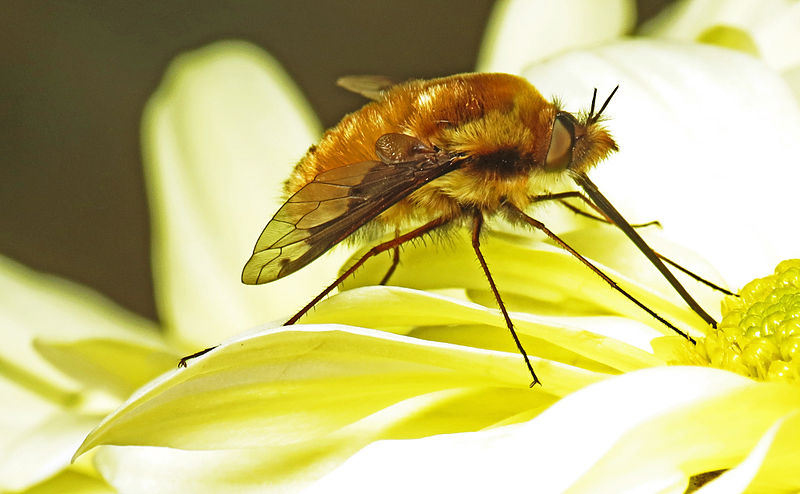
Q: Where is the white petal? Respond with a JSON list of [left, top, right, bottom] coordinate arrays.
[[0, 409, 102, 492], [477, 0, 635, 73], [643, 0, 800, 71], [785, 64, 800, 101], [523, 40, 800, 288], [310, 367, 800, 493]]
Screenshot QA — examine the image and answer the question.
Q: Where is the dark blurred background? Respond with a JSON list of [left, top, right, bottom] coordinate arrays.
[[1, 0, 672, 322]]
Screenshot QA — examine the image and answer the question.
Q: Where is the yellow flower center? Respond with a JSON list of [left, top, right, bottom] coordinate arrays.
[[699, 259, 800, 382]]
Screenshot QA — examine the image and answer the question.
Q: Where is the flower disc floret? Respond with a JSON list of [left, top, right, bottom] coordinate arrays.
[[700, 260, 800, 382]]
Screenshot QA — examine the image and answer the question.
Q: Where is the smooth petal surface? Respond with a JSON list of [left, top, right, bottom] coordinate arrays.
[[0, 255, 166, 490], [0, 255, 162, 398], [739, 410, 800, 492], [337, 228, 712, 337], [18, 469, 115, 494], [143, 41, 351, 347], [642, 0, 800, 72], [477, 0, 635, 73], [33, 338, 177, 399], [76, 325, 604, 457], [309, 367, 800, 493], [0, 378, 73, 491], [302, 287, 664, 375], [94, 445, 350, 494], [0, 410, 104, 492], [523, 40, 800, 289], [785, 65, 800, 100], [695, 411, 800, 493], [75, 325, 612, 491]]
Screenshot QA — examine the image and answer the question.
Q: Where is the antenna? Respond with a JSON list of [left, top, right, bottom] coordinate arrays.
[[588, 85, 620, 124]]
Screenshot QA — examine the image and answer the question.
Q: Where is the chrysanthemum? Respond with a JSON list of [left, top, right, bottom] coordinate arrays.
[[5, 1, 800, 492]]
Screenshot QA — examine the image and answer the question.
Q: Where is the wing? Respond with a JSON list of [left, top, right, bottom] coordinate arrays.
[[336, 75, 396, 101], [242, 135, 457, 285]]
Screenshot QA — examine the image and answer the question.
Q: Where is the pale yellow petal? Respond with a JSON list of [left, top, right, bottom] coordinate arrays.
[[142, 41, 350, 347], [32, 338, 176, 399], [75, 325, 604, 459], [93, 441, 403, 494], [695, 25, 759, 57], [18, 469, 114, 494], [74, 325, 612, 490], [0, 255, 162, 399], [304, 287, 664, 374], [719, 410, 800, 492], [693, 416, 784, 493], [336, 229, 707, 339], [0, 256, 174, 490]]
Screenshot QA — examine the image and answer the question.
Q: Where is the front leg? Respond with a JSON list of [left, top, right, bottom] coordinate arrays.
[[531, 191, 660, 229], [529, 191, 734, 297]]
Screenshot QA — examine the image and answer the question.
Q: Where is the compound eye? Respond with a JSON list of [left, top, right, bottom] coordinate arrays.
[[545, 112, 576, 171]]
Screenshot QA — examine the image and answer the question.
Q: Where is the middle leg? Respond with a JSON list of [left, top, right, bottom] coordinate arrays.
[[471, 210, 540, 387]]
